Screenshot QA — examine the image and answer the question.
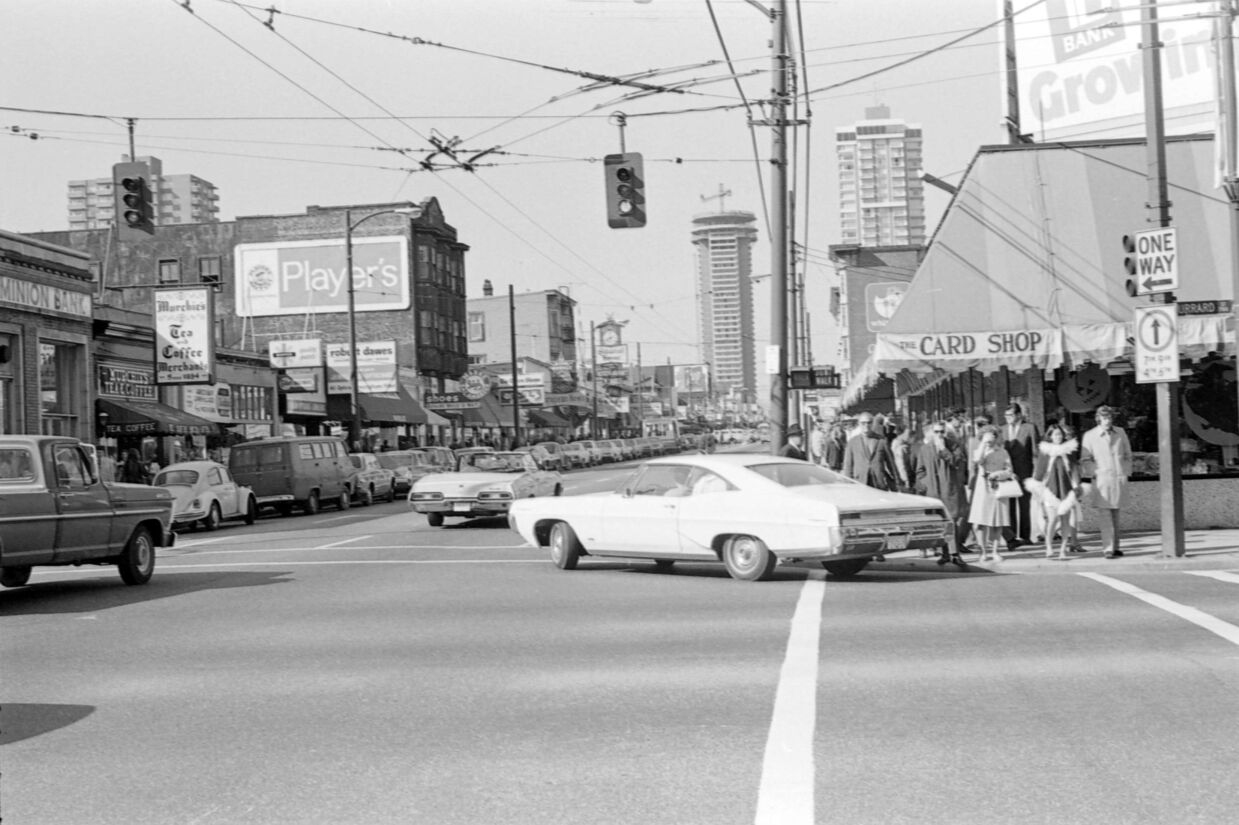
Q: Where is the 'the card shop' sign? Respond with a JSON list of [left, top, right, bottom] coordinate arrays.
[[234, 237, 410, 318]]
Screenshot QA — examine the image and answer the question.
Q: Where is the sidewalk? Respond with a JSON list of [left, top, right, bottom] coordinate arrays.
[[881, 528, 1239, 574]]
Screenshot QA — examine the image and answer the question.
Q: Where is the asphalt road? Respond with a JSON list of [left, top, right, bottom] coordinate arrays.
[[3, 465, 1238, 825]]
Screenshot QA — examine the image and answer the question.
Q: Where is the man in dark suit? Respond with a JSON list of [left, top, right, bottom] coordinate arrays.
[[841, 412, 898, 491], [1001, 402, 1039, 549]]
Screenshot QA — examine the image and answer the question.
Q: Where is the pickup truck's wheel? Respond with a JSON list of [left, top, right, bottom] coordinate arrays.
[[203, 502, 222, 532], [549, 522, 582, 570], [426, 512, 444, 527], [338, 488, 351, 511], [1, 566, 32, 588], [360, 486, 374, 507], [722, 535, 777, 581], [303, 491, 320, 516], [118, 526, 155, 585], [243, 497, 258, 525], [822, 558, 870, 577]]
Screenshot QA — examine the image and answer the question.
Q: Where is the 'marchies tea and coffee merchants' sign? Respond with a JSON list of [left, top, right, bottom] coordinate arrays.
[[154, 287, 214, 385]]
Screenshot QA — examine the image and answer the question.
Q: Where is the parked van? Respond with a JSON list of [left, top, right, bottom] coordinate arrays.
[[227, 436, 354, 516]]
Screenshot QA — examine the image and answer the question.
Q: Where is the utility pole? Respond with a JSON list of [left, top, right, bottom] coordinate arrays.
[[1140, 0, 1186, 557], [768, 0, 791, 455], [509, 285, 521, 448], [1218, 0, 1239, 485]]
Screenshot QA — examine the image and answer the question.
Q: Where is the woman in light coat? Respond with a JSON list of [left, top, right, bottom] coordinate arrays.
[[1024, 424, 1082, 560], [967, 425, 1013, 563]]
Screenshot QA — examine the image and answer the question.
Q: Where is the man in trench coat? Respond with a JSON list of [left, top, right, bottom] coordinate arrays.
[[915, 421, 969, 566], [1079, 406, 1132, 558]]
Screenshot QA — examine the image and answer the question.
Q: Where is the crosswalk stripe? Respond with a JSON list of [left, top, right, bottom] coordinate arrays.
[[1079, 572, 1239, 647]]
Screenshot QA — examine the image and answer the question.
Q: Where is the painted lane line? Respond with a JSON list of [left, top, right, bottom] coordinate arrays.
[[1079, 573, 1239, 647], [755, 571, 826, 825], [1186, 571, 1239, 585], [32, 560, 546, 576], [314, 536, 372, 549], [170, 536, 233, 549], [168, 544, 532, 556]]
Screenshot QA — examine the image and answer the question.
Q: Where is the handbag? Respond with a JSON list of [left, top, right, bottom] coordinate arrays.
[[992, 478, 1023, 499]]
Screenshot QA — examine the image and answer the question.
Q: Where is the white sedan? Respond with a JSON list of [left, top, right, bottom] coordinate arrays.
[[153, 460, 258, 531], [507, 454, 952, 581], [409, 451, 563, 527]]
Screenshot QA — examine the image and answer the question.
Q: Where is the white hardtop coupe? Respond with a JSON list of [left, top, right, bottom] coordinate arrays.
[[508, 453, 951, 581]]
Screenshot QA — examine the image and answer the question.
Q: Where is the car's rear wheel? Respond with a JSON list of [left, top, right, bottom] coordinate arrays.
[[553, 485, 563, 497], [118, 526, 155, 585], [822, 558, 870, 578], [203, 502, 222, 532], [360, 486, 374, 507], [722, 534, 777, 581], [427, 512, 444, 527], [1, 566, 32, 588], [243, 497, 258, 525], [549, 522, 582, 570], [303, 491, 320, 516]]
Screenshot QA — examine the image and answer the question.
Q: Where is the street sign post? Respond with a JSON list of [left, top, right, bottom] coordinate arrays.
[[1130, 227, 1178, 295], [1133, 304, 1179, 384]]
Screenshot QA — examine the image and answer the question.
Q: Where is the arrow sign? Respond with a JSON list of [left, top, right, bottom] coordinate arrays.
[[1141, 276, 1174, 293], [1134, 305, 1179, 384], [1132, 227, 1178, 295]]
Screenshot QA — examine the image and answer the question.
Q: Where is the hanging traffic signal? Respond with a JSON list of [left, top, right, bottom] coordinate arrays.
[[604, 152, 646, 228], [1122, 234, 1137, 296], [113, 161, 155, 237]]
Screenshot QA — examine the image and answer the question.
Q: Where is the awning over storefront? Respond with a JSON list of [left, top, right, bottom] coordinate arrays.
[[326, 383, 438, 425], [862, 136, 1235, 385], [457, 391, 512, 427], [527, 408, 570, 428], [97, 398, 219, 437]]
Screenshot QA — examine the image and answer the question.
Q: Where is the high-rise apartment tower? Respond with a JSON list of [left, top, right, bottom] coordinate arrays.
[[691, 210, 758, 399], [835, 105, 925, 247]]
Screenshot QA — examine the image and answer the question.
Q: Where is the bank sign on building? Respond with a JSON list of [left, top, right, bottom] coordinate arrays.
[[233, 237, 411, 317]]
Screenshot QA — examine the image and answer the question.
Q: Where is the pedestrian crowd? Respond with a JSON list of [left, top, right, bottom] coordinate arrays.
[[792, 402, 1132, 566]]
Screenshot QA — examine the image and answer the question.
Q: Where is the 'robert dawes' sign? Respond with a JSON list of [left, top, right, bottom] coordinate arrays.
[[234, 237, 410, 318]]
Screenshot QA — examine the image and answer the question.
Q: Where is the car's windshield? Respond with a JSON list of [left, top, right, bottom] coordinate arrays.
[[155, 470, 199, 487], [376, 454, 406, 470], [463, 453, 526, 472], [746, 462, 851, 488]]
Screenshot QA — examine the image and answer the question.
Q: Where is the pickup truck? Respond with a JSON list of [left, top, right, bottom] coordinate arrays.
[[0, 435, 176, 588]]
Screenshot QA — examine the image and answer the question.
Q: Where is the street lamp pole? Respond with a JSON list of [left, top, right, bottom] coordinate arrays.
[[343, 206, 413, 450]]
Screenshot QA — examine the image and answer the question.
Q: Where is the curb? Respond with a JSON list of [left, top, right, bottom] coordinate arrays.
[[878, 550, 1239, 575]]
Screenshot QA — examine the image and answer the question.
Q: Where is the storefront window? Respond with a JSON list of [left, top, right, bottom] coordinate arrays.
[[0, 332, 14, 434], [39, 340, 83, 436]]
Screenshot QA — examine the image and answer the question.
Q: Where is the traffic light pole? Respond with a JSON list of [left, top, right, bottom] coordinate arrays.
[[1139, 1, 1185, 557]]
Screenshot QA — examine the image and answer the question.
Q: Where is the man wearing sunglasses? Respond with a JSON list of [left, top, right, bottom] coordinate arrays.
[[915, 421, 969, 569]]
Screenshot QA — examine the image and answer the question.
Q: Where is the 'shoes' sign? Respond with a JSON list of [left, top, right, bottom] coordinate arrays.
[[234, 237, 410, 318]]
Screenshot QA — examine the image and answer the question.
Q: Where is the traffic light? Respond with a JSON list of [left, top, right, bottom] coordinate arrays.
[[604, 152, 646, 228], [1122, 234, 1137, 296], [113, 161, 155, 237]]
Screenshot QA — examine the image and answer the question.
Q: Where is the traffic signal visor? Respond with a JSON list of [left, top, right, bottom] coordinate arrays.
[[604, 152, 646, 228]]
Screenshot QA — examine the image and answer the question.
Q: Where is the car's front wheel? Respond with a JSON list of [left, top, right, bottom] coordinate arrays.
[[338, 489, 351, 511], [203, 502, 222, 532], [821, 558, 870, 578], [385, 484, 396, 503], [549, 522, 582, 570], [118, 526, 156, 585], [360, 485, 374, 507], [722, 534, 776, 581], [243, 497, 258, 525], [1, 566, 32, 588]]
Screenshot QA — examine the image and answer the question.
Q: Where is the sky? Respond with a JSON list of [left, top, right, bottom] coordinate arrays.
[[1, 0, 1009, 382]]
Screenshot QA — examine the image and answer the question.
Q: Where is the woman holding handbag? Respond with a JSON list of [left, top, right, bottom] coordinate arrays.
[[967, 425, 1014, 563], [1023, 424, 1083, 560]]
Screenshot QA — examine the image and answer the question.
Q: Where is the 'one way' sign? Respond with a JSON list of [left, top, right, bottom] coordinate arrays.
[[1131, 227, 1178, 296]]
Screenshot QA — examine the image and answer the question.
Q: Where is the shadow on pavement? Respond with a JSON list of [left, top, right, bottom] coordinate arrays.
[[0, 570, 294, 617], [0, 703, 96, 745]]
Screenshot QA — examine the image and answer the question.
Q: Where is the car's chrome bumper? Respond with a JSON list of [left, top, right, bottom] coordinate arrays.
[[412, 500, 512, 516], [780, 519, 950, 561]]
